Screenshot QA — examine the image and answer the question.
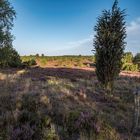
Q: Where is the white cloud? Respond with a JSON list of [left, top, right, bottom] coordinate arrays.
[[49, 18, 140, 56], [48, 35, 94, 56], [49, 37, 93, 56], [127, 18, 140, 35], [64, 18, 140, 55], [68, 38, 91, 47], [67, 35, 93, 48]]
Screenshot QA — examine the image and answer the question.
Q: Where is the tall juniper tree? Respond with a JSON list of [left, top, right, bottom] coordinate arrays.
[[0, 0, 21, 67], [94, 0, 126, 92]]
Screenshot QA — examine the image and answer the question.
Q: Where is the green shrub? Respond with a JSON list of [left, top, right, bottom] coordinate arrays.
[[133, 53, 140, 63], [28, 59, 37, 66], [133, 53, 140, 70], [22, 59, 37, 67], [0, 46, 22, 68], [121, 52, 139, 71], [122, 52, 133, 64], [122, 63, 138, 72]]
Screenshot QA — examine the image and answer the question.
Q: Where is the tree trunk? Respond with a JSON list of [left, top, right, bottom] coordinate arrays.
[[105, 81, 114, 95]]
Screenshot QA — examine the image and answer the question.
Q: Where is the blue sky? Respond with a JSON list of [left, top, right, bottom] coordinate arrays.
[[11, 0, 140, 56]]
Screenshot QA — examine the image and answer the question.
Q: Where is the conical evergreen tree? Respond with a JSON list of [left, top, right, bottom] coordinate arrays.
[[94, 0, 126, 92]]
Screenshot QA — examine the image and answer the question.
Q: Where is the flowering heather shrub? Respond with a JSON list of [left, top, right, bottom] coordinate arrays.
[[18, 110, 41, 125], [0, 63, 139, 139], [9, 113, 51, 140], [10, 124, 35, 140], [76, 111, 101, 134], [21, 94, 39, 112], [66, 111, 80, 135]]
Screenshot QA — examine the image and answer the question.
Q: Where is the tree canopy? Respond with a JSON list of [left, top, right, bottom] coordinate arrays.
[[0, 0, 21, 67]]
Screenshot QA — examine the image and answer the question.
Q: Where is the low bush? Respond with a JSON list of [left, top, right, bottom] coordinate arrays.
[[22, 59, 37, 67], [0, 46, 22, 68], [122, 63, 138, 72]]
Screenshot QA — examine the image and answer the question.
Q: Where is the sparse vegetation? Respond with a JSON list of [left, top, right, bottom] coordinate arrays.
[[0, 67, 139, 139], [21, 53, 140, 72], [21, 55, 95, 68]]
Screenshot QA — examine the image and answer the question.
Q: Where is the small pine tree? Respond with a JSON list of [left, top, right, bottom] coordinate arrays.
[[94, 0, 126, 92], [41, 54, 45, 57], [36, 54, 40, 57]]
